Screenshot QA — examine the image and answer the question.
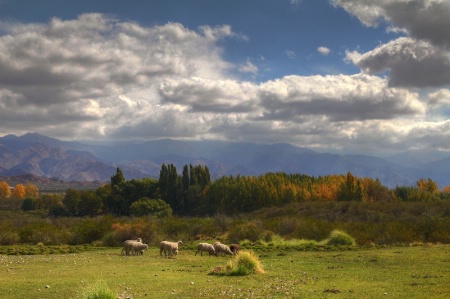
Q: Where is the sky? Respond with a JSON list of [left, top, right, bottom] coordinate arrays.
[[0, 0, 450, 156]]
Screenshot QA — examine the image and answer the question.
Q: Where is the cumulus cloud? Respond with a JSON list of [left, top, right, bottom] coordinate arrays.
[[346, 37, 450, 87], [332, 0, 450, 48], [334, 0, 450, 89], [0, 14, 234, 140], [317, 46, 331, 55], [1, 12, 449, 155], [258, 74, 424, 122]]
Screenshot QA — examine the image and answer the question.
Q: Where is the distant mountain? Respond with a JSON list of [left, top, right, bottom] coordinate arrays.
[[1, 133, 449, 188]]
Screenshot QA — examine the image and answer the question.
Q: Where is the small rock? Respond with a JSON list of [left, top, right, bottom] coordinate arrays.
[[45, 285, 50, 288], [191, 282, 194, 285]]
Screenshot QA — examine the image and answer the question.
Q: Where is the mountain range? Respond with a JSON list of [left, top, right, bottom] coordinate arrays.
[[1, 133, 449, 189]]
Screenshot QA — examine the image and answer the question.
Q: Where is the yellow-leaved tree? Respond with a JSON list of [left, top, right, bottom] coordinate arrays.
[[416, 178, 439, 195], [12, 184, 27, 199], [0, 181, 11, 199], [25, 183, 39, 198]]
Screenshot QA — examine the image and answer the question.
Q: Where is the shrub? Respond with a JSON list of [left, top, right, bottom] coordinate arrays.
[[213, 250, 264, 276], [323, 229, 356, 246], [129, 197, 172, 218], [227, 221, 265, 243], [21, 197, 36, 211], [70, 218, 111, 245], [0, 229, 20, 245]]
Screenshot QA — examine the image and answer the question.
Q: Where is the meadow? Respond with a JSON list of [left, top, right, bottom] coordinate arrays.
[[0, 244, 449, 299]]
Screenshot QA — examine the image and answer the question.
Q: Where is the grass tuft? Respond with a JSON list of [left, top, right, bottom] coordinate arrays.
[[212, 250, 265, 276], [79, 279, 116, 299], [322, 229, 356, 246]]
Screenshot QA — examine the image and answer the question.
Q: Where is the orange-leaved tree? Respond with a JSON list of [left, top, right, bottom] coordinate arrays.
[[0, 181, 11, 199], [12, 183, 27, 199]]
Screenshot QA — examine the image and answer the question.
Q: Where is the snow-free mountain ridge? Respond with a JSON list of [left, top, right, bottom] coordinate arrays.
[[0, 133, 449, 188]]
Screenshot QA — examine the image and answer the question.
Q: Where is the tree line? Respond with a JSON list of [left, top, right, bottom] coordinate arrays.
[[1, 164, 449, 217]]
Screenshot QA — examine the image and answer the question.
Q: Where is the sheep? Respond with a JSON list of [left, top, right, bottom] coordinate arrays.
[[160, 240, 183, 257], [121, 238, 143, 256], [130, 242, 148, 255], [195, 243, 217, 256], [230, 244, 241, 254], [213, 242, 234, 256]]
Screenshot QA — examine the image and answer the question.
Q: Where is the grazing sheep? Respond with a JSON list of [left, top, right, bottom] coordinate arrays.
[[213, 242, 234, 256], [160, 240, 183, 257], [130, 243, 148, 255], [195, 243, 217, 256], [121, 238, 143, 256], [230, 244, 241, 254]]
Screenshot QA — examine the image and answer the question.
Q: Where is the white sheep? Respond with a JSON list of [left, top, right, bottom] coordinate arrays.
[[213, 242, 234, 256], [160, 240, 183, 257], [195, 243, 217, 256], [130, 242, 148, 255], [121, 238, 143, 256]]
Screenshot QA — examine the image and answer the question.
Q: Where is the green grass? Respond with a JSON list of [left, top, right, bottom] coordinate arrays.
[[0, 244, 449, 298]]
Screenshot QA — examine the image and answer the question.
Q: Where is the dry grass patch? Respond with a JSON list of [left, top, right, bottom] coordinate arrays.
[[210, 250, 264, 276]]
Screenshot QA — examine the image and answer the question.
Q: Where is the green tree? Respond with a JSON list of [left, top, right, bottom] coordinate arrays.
[[21, 197, 36, 211], [78, 191, 104, 217], [36, 193, 63, 210], [129, 197, 173, 217], [106, 178, 159, 216], [111, 167, 125, 188], [63, 188, 81, 216]]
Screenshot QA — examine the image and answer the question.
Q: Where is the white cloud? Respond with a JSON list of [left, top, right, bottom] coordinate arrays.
[[238, 58, 259, 75], [346, 37, 450, 87], [332, 0, 450, 48], [1, 12, 450, 155], [258, 74, 425, 122], [317, 46, 331, 55]]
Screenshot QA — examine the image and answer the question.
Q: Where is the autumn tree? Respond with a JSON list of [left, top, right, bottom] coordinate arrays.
[[25, 183, 39, 198], [416, 178, 439, 195], [0, 181, 11, 199], [337, 172, 365, 201], [12, 184, 26, 199]]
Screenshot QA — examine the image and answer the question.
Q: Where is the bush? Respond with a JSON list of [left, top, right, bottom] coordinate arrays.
[[213, 250, 264, 276], [227, 221, 266, 243], [323, 229, 356, 246], [129, 197, 172, 218], [0, 229, 20, 245], [21, 197, 36, 211]]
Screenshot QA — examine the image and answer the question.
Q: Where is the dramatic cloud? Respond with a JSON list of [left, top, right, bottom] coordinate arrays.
[[0, 14, 235, 139], [335, 0, 450, 88], [1, 11, 449, 155], [346, 37, 450, 87], [332, 0, 450, 48], [258, 74, 424, 122]]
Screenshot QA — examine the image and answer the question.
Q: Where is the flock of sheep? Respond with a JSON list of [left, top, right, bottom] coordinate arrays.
[[121, 238, 241, 257]]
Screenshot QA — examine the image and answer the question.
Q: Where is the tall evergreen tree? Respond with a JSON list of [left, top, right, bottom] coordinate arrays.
[[111, 167, 125, 188]]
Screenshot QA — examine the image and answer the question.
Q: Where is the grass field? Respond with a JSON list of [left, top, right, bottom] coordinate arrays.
[[0, 244, 449, 298]]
